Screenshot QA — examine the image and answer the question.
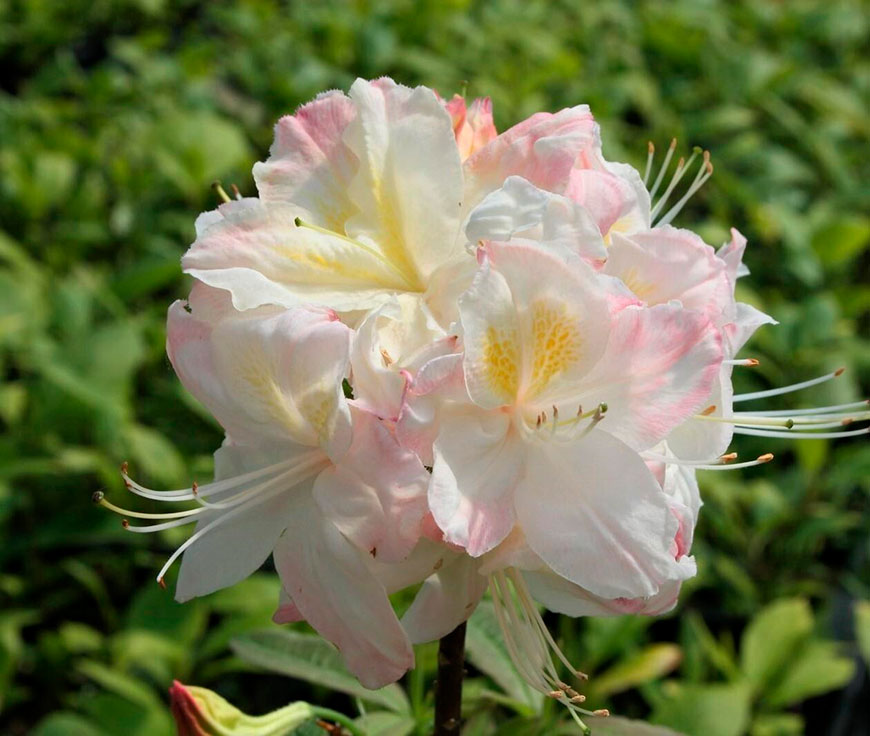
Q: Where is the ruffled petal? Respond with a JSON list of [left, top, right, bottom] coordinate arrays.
[[273, 494, 414, 689], [253, 90, 358, 231], [183, 199, 413, 313], [429, 404, 524, 556], [167, 296, 352, 456], [573, 303, 723, 451], [401, 555, 488, 643], [343, 78, 465, 285], [515, 429, 694, 599], [313, 408, 428, 563], [465, 176, 606, 263], [464, 106, 598, 211]]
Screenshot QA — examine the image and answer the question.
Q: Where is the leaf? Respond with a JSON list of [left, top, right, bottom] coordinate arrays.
[[589, 716, 686, 736], [739, 598, 813, 692], [31, 712, 108, 736], [590, 644, 682, 699], [811, 216, 870, 267], [762, 641, 855, 708], [855, 600, 870, 667], [353, 711, 416, 736], [231, 629, 410, 713], [465, 600, 543, 712], [651, 682, 752, 736], [750, 713, 804, 736]]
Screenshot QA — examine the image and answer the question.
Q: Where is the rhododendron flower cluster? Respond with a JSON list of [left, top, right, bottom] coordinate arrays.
[[98, 78, 869, 724]]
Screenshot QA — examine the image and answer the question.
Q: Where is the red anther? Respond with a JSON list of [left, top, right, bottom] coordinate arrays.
[[120, 461, 129, 474], [192, 481, 198, 495], [158, 577, 167, 590], [121, 519, 130, 528]]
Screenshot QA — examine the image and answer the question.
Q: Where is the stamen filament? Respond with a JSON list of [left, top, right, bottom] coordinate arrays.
[[734, 400, 869, 417], [643, 142, 655, 186], [656, 152, 713, 227], [648, 138, 676, 200], [733, 368, 845, 402], [733, 426, 869, 440]]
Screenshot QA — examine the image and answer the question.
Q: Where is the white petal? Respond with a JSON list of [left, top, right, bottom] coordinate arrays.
[[175, 442, 316, 602], [401, 555, 488, 644], [429, 404, 523, 556], [254, 90, 358, 230], [273, 494, 414, 688], [574, 303, 723, 451], [460, 242, 611, 408], [465, 176, 605, 262], [167, 299, 352, 456], [515, 430, 694, 599], [343, 78, 465, 284], [183, 199, 414, 312], [313, 408, 428, 563]]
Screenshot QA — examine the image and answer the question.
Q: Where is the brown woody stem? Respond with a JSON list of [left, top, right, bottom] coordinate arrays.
[[433, 622, 466, 736]]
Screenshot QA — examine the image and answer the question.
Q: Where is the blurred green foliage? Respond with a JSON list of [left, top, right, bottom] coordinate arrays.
[[1, 0, 868, 734]]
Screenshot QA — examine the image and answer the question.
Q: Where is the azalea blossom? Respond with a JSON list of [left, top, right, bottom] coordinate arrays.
[[96, 78, 869, 727]]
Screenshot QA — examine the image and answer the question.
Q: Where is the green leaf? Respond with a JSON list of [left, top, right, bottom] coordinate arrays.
[[353, 711, 416, 736], [750, 713, 804, 736], [855, 600, 870, 666], [466, 600, 543, 712], [739, 598, 813, 692], [590, 644, 682, 699], [588, 716, 686, 736], [811, 216, 870, 267], [651, 682, 751, 736], [762, 641, 854, 708], [231, 629, 410, 713], [31, 712, 108, 736]]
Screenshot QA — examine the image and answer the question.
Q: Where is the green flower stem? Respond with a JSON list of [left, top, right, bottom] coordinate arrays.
[[310, 705, 367, 736]]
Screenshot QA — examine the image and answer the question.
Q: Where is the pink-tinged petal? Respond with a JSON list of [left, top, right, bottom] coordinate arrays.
[[725, 301, 777, 355], [465, 176, 606, 263], [273, 494, 414, 688], [175, 442, 320, 602], [604, 227, 733, 325], [460, 242, 611, 408], [565, 167, 646, 239], [666, 367, 734, 460], [401, 555, 489, 644], [349, 295, 449, 421], [574, 304, 723, 451], [253, 90, 358, 231], [717, 227, 751, 283], [429, 404, 523, 556], [313, 408, 428, 563], [395, 352, 466, 466], [524, 569, 683, 617], [273, 585, 304, 624], [515, 429, 695, 599], [342, 78, 465, 284], [183, 199, 411, 312], [463, 106, 598, 211], [447, 95, 497, 162], [167, 298, 352, 456]]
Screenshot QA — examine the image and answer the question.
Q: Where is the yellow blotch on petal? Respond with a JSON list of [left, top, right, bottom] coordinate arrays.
[[618, 267, 656, 302], [525, 300, 582, 399], [482, 326, 520, 403]]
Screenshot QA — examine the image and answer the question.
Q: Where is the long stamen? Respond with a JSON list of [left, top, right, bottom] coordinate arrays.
[[648, 138, 676, 200], [733, 426, 870, 440], [693, 453, 774, 471], [122, 456, 303, 502], [642, 451, 739, 467], [733, 368, 845, 402], [723, 358, 760, 367], [734, 400, 869, 417], [643, 142, 655, 186], [93, 493, 201, 521], [656, 151, 713, 227]]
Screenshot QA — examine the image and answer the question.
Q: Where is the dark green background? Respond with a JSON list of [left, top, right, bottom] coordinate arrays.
[[1, 1, 868, 734]]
